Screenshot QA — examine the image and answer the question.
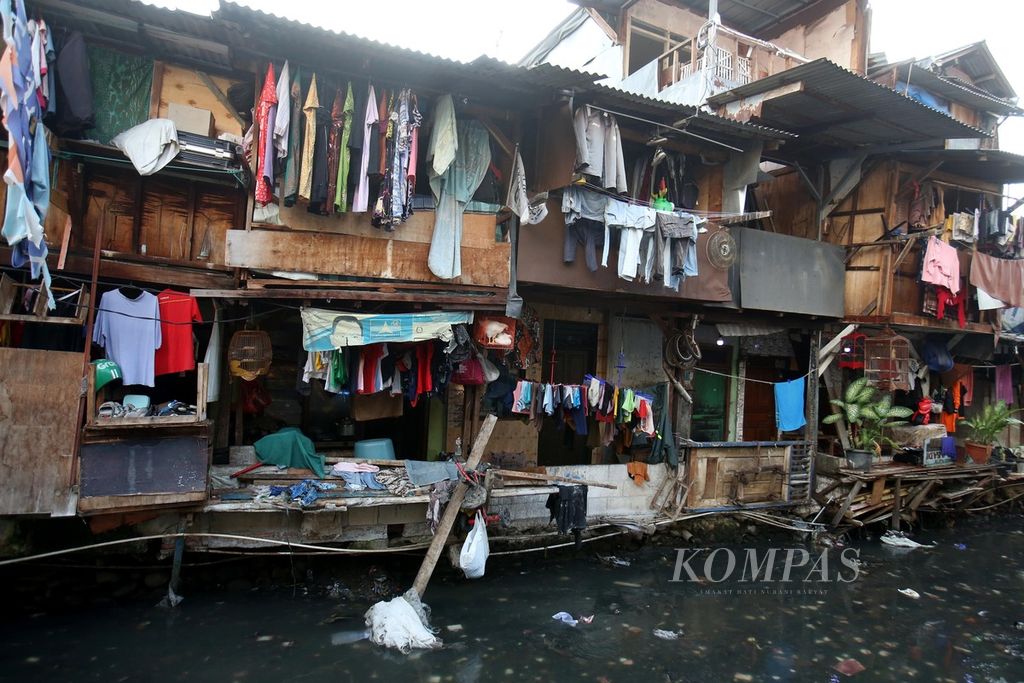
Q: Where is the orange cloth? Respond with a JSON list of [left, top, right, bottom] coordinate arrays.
[[627, 461, 649, 486], [940, 383, 962, 433]]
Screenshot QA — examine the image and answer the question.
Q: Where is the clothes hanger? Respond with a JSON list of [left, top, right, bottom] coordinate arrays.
[[120, 281, 144, 300]]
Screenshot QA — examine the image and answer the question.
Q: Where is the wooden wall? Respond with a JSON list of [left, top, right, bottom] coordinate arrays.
[[226, 210, 508, 286], [0, 349, 81, 515], [771, 1, 863, 71], [76, 165, 244, 268]]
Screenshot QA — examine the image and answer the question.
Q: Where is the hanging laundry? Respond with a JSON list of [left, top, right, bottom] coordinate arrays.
[[308, 88, 331, 213], [254, 63, 277, 206], [921, 236, 960, 295], [970, 251, 1024, 308], [323, 87, 346, 214], [996, 365, 1015, 405], [297, 73, 319, 201], [572, 105, 626, 192], [282, 68, 302, 206], [352, 84, 378, 213], [272, 61, 290, 159], [774, 377, 806, 432], [154, 289, 203, 376], [545, 484, 589, 536], [373, 88, 420, 228], [427, 117, 491, 280], [334, 82, 354, 212], [92, 289, 162, 387], [605, 198, 656, 282]]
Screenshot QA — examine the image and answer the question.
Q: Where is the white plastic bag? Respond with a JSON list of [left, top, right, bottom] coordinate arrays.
[[459, 510, 490, 579]]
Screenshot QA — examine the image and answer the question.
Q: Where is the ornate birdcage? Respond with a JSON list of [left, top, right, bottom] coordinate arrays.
[[863, 329, 911, 392], [838, 332, 867, 370]]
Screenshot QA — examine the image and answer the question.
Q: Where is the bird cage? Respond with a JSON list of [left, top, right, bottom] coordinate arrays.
[[838, 332, 867, 370], [228, 329, 272, 381], [863, 330, 911, 392]]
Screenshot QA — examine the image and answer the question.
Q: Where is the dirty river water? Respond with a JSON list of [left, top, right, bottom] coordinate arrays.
[[2, 516, 1024, 682]]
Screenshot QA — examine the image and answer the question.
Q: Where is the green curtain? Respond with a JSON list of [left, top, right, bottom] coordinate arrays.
[[87, 45, 153, 144]]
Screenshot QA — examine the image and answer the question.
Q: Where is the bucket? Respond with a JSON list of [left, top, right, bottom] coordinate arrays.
[[354, 438, 396, 460]]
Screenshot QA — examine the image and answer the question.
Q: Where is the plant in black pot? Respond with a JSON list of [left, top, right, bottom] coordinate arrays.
[[823, 377, 914, 471], [958, 401, 1023, 465]]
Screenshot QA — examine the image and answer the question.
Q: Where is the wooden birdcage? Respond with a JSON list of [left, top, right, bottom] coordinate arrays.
[[863, 330, 911, 392], [228, 329, 272, 381]]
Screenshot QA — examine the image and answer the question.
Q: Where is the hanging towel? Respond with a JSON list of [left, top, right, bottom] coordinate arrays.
[[774, 377, 807, 432], [996, 365, 1015, 405]]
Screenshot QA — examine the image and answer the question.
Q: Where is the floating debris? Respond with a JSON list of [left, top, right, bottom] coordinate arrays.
[[598, 555, 632, 568], [653, 629, 681, 640], [880, 531, 934, 549], [833, 658, 866, 676], [898, 589, 921, 599]]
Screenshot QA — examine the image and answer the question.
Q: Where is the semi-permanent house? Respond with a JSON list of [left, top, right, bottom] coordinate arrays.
[[0, 0, 1021, 558]]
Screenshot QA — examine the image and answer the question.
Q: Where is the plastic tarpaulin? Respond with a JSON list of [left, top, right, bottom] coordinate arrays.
[[301, 309, 473, 351]]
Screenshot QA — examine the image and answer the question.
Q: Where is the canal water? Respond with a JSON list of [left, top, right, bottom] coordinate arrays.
[[2, 516, 1024, 682]]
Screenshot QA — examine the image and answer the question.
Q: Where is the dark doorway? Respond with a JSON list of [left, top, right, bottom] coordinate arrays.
[[538, 319, 598, 466], [743, 356, 786, 441]]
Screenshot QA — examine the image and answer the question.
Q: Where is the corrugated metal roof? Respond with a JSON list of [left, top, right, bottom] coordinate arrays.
[[582, 81, 795, 142], [889, 149, 1024, 185], [868, 50, 1020, 115], [214, 1, 603, 109], [928, 42, 1015, 100], [708, 58, 990, 148], [580, 0, 840, 39], [35, 0, 234, 70]]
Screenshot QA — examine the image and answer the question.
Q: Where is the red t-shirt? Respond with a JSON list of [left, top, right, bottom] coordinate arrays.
[[155, 289, 203, 376]]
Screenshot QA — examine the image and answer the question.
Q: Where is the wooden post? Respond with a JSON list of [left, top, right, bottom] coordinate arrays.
[[411, 414, 497, 598], [891, 477, 902, 531]]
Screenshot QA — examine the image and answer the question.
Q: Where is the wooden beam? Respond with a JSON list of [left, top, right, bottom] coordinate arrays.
[[831, 479, 864, 527], [198, 71, 247, 130], [411, 414, 497, 597], [716, 81, 804, 121]]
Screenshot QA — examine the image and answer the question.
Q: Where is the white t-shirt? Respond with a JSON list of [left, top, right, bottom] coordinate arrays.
[[92, 289, 163, 387]]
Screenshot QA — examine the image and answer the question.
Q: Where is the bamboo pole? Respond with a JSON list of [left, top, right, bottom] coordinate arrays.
[[411, 414, 497, 598]]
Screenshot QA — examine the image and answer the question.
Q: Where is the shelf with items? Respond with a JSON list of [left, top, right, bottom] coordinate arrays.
[[0, 273, 88, 325], [85, 362, 209, 430]]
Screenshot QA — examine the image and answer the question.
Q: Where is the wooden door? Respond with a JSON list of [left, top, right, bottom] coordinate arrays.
[[743, 358, 780, 442]]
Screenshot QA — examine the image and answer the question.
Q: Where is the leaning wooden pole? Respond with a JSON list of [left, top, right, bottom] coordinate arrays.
[[411, 413, 497, 598]]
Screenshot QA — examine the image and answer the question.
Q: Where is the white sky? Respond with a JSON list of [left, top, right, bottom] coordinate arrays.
[[154, 0, 1024, 160]]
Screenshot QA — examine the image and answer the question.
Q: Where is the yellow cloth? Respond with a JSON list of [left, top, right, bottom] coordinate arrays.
[[298, 73, 319, 201], [335, 82, 354, 212], [627, 461, 649, 486]]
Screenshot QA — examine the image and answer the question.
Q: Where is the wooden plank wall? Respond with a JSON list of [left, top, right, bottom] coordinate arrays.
[[687, 445, 790, 508], [0, 349, 81, 515], [76, 167, 243, 268], [226, 212, 509, 286]]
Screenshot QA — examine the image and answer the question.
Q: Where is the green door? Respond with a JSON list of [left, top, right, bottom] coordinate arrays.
[[691, 371, 728, 442]]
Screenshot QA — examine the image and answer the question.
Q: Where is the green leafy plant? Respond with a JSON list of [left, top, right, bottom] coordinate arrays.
[[822, 377, 914, 453], [959, 401, 1023, 446]]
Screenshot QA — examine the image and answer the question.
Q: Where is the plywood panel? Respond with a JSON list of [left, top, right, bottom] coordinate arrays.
[[0, 349, 81, 515], [273, 205, 500, 250], [754, 170, 816, 240], [156, 64, 243, 138], [226, 229, 510, 287], [192, 187, 241, 265]]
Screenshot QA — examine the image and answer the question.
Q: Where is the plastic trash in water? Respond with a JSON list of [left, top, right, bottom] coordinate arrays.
[[578, 615, 594, 624], [653, 629, 681, 640], [552, 612, 578, 627], [898, 588, 921, 599], [833, 658, 866, 676], [881, 530, 934, 549], [598, 555, 632, 567], [331, 629, 371, 645], [954, 543, 967, 550]]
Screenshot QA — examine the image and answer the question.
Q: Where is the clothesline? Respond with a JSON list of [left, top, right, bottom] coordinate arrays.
[[693, 365, 813, 385], [574, 180, 756, 218]]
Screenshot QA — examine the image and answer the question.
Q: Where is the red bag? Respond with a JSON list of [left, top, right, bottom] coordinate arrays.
[[451, 357, 485, 385]]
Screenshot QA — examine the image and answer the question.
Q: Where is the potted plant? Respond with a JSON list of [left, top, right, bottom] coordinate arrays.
[[958, 401, 1023, 464], [823, 377, 914, 471]]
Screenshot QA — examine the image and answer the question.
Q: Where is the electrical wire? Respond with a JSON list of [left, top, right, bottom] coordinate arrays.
[[692, 365, 812, 386], [0, 533, 437, 567]]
